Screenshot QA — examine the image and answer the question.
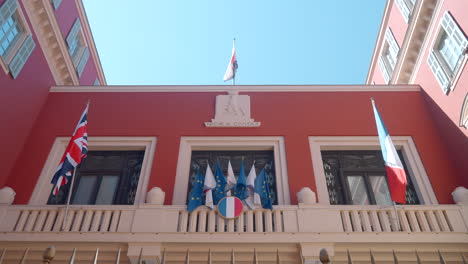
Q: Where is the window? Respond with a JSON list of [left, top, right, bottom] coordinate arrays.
[[321, 150, 419, 205], [395, 0, 416, 23], [51, 0, 62, 10], [0, 0, 35, 78], [309, 136, 438, 205], [66, 18, 89, 77], [93, 78, 100, 85], [378, 28, 400, 83], [29, 137, 156, 205], [188, 150, 278, 205], [47, 151, 144, 205], [173, 137, 290, 205], [428, 12, 468, 94], [461, 93, 468, 128]]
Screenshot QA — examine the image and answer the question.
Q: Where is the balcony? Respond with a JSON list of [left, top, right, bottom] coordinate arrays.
[[0, 204, 466, 244]]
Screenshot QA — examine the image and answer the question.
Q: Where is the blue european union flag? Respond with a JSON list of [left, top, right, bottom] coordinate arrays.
[[254, 168, 273, 210], [234, 160, 248, 200], [187, 171, 204, 212], [213, 160, 227, 205]]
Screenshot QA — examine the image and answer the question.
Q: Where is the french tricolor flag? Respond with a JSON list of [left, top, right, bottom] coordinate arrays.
[[372, 99, 407, 204], [218, 197, 243, 218]]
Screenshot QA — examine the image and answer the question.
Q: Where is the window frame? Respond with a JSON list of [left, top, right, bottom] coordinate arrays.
[[66, 18, 90, 77], [461, 93, 468, 129], [0, 0, 34, 76], [378, 28, 400, 84], [173, 136, 291, 205], [395, 0, 416, 23], [29, 137, 157, 206], [309, 136, 438, 205], [428, 12, 468, 94]]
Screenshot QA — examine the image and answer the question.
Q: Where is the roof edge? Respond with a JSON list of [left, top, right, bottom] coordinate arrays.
[[50, 84, 421, 93]]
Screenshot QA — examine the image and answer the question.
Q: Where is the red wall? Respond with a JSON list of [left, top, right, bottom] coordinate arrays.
[[0, 1, 55, 186], [6, 89, 463, 205]]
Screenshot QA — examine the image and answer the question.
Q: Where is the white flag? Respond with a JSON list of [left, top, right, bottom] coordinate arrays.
[[245, 163, 261, 209], [223, 39, 238, 81], [203, 163, 216, 209], [226, 160, 237, 194]]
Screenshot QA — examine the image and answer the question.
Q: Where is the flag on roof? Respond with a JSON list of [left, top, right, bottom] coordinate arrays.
[[223, 39, 238, 82], [51, 103, 89, 195], [371, 99, 407, 204]]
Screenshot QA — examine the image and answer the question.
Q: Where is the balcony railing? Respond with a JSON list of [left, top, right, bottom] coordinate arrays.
[[0, 204, 466, 234]]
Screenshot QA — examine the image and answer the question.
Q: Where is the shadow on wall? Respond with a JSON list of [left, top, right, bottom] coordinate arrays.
[[421, 90, 468, 187]]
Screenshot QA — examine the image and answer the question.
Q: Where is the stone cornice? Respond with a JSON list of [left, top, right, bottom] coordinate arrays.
[[366, 0, 438, 85], [50, 84, 421, 93], [392, 0, 437, 84], [22, 0, 79, 85]]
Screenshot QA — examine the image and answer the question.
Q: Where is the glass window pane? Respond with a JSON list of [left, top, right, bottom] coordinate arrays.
[[72, 176, 98, 204], [369, 176, 393, 206], [95, 175, 119, 205], [346, 175, 370, 205]]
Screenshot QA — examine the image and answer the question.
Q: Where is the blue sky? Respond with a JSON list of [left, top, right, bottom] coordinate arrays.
[[82, 0, 386, 85]]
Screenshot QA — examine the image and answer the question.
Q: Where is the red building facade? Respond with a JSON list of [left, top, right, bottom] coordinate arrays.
[[0, 0, 467, 263]]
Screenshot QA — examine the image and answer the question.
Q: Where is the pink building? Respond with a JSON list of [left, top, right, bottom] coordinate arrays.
[[0, 0, 467, 263], [367, 0, 468, 184]]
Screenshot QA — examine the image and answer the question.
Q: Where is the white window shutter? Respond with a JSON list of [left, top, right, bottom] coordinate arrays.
[[8, 34, 35, 79], [441, 12, 468, 70], [76, 47, 89, 77], [0, 0, 18, 27], [66, 19, 82, 47], [378, 57, 390, 83], [428, 51, 450, 93], [51, 0, 63, 10], [385, 28, 400, 69], [395, 0, 410, 23]]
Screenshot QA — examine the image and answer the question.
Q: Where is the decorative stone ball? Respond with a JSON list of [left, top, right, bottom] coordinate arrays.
[[146, 187, 165, 204], [0, 186, 16, 205], [452, 186, 468, 205], [297, 187, 317, 204]]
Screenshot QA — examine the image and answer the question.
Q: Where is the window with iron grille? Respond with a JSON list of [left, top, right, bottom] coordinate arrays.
[[47, 151, 144, 205], [188, 150, 277, 205], [321, 150, 419, 205]]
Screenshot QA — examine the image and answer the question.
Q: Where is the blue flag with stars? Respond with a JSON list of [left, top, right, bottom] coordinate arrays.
[[187, 170, 204, 212], [234, 160, 248, 200], [213, 160, 227, 205], [254, 168, 273, 210]]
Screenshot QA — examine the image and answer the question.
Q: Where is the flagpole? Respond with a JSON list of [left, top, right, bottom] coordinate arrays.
[[61, 100, 89, 231], [233, 38, 236, 87], [393, 201, 401, 231], [61, 167, 77, 231]]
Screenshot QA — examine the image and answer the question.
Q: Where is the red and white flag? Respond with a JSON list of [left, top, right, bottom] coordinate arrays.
[[372, 99, 407, 204], [223, 39, 238, 81]]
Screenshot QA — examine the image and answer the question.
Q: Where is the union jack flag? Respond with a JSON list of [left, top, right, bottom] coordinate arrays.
[[51, 103, 89, 195]]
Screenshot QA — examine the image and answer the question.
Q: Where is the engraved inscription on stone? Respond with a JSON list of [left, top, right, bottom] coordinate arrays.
[[205, 94, 261, 127]]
